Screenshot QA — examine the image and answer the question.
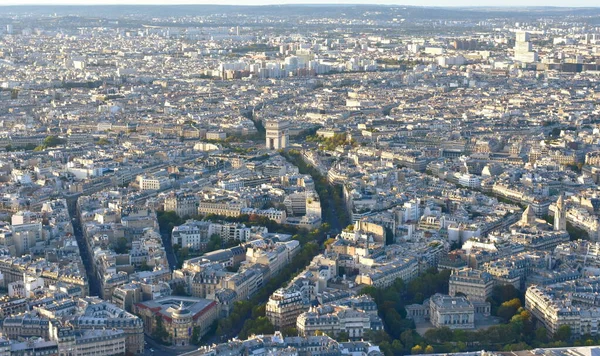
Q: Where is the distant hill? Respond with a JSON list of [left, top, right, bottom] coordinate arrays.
[[1, 4, 599, 20]]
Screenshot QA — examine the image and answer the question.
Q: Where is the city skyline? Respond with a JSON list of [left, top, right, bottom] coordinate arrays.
[[2, 2, 600, 356]]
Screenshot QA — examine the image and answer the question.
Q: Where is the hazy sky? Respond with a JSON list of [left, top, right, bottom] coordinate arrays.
[[2, 0, 599, 7]]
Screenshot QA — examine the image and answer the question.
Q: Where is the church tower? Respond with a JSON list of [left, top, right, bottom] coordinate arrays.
[[554, 194, 566, 231], [521, 205, 536, 227]]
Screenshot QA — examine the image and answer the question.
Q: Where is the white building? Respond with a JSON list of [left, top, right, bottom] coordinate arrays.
[[513, 31, 538, 63]]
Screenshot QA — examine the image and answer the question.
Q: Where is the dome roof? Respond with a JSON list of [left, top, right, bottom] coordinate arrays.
[[171, 302, 191, 318]]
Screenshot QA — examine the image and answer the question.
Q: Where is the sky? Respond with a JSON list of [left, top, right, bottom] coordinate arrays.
[[1, 0, 599, 6]]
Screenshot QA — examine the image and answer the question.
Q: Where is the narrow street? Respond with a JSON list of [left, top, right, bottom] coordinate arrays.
[[67, 197, 101, 297], [161, 231, 178, 271]]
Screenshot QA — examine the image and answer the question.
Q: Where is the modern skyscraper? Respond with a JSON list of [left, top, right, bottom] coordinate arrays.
[[513, 31, 538, 63]]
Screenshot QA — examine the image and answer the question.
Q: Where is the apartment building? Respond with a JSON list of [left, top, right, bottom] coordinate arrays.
[[266, 289, 305, 329], [164, 192, 198, 218], [449, 268, 494, 301]]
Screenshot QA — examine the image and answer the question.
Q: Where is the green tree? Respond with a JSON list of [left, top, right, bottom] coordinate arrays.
[[391, 340, 403, 354], [190, 326, 201, 345], [176, 247, 190, 265], [282, 327, 298, 337], [554, 325, 571, 342], [206, 233, 222, 252], [113, 237, 129, 254], [336, 331, 349, 342], [157, 211, 184, 235], [424, 327, 453, 343], [152, 315, 169, 343], [43, 135, 65, 148], [401, 330, 416, 349], [497, 298, 522, 322], [534, 327, 549, 345], [379, 341, 393, 356], [487, 284, 523, 316], [139, 260, 152, 271], [365, 330, 390, 344], [172, 284, 188, 296]]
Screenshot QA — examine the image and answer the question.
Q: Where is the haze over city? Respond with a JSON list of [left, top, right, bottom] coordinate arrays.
[[2, 0, 600, 7]]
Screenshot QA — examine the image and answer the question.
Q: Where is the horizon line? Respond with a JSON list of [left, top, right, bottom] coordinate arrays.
[[1, 3, 599, 7]]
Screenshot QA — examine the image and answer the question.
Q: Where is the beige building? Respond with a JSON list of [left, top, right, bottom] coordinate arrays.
[[429, 294, 475, 329], [296, 305, 382, 340], [355, 257, 418, 288], [164, 192, 198, 218], [449, 268, 494, 301], [197, 200, 246, 217], [266, 289, 305, 329], [525, 285, 599, 338]]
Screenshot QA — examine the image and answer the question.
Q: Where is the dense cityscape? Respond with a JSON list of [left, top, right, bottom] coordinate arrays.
[[1, 3, 600, 356]]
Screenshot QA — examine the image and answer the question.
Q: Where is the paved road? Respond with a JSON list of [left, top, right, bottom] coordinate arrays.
[[144, 335, 196, 356], [67, 198, 101, 297], [161, 232, 178, 270]]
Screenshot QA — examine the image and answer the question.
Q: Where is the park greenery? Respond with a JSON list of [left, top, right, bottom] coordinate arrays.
[[358, 275, 598, 355], [34, 135, 66, 151], [376, 58, 422, 70], [306, 133, 353, 151]]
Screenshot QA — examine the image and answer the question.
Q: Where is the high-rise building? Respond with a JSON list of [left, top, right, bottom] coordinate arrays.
[[265, 120, 289, 150], [513, 31, 538, 63]]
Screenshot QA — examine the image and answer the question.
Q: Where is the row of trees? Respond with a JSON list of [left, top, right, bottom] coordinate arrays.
[[158, 210, 309, 240], [4, 136, 113, 153], [282, 149, 350, 228], [213, 241, 321, 340], [211, 221, 331, 342]]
